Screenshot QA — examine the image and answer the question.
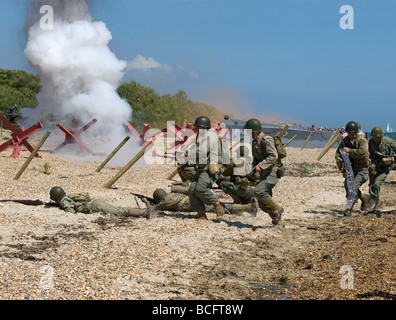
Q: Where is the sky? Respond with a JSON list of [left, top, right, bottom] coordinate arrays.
[[1, 0, 396, 132]]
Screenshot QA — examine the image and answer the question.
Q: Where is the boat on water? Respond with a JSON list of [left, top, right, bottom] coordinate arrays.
[[224, 117, 336, 149]]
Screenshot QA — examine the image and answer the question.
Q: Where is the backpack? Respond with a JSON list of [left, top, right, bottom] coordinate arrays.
[[67, 192, 92, 204]]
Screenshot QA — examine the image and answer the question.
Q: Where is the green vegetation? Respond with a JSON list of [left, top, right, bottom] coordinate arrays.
[[117, 81, 226, 131], [0, 69, 41, 113], [0, 69, 227, 132]]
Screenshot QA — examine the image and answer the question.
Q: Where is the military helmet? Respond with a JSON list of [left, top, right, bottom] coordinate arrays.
[[244, 119, 262, 133], [50, 186, 66, 202], [194, 116, 211, 129], [153, 189, 167, 203], [345, 121, 359, 133], [371, 126, 384, 138]]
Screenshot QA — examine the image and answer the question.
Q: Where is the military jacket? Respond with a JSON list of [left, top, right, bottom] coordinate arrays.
[[336, 134, 370, 170], [186, 129, 224, 168], [369, 136, 396, 167], [60, 195, 93, 214], [156, 193, 190, 212], [252, 133, 278, 172]]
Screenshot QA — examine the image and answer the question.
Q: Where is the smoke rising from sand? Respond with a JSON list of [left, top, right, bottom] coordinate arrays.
[[24, 0, 133, 155]]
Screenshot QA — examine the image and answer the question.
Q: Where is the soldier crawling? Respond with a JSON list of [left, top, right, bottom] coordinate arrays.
[[49, 186, 153, 219]]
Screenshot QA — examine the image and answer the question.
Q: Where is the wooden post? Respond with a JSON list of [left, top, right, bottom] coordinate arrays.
[[301, 132, 313, 150], [14, 131, 51, 180], [317, 133, 341, 161], [276, 124, 290, 139], [104, 140, 155, 188], [96, 136, 130, 173], [284, 135, 297, 147]]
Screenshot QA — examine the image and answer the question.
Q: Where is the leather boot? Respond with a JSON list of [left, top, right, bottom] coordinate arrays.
[[213, 201, 224, 219], [264, 196, 284, 225], [196, 211, 208, 220], [373, 196, 384, 210], [360, 194, 369, 212]]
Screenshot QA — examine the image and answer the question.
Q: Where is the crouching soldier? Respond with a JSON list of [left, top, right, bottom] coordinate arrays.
[[49, 186, 153, 219], [244, 119, 286, 226]]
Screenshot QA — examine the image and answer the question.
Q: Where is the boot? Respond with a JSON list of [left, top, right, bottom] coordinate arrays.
[[264, 196, 284, 225], [213, 201, 224, 219], [127, 208, 151, 218], [360, 194, 370, 212], [196, 211, 208, 220], [373, 196, 384, 211]]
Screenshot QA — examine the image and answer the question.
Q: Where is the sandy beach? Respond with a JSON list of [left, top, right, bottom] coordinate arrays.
[[0, 129, 395, 300]]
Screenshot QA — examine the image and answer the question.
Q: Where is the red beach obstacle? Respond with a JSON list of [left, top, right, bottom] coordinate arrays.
[[53, 118, 98, 154], [0, 112, 43, 159]]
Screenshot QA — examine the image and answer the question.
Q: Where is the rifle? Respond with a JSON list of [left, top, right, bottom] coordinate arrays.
[[0, 199, 60, 208], [131, 193, 157, 206]]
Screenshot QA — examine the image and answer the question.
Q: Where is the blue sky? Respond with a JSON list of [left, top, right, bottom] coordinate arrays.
[[1, 0, 396, 131]]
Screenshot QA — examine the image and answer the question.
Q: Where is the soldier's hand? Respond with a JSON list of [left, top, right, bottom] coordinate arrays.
[[342, 147, 351, 153], [254, 165, 262, 173]]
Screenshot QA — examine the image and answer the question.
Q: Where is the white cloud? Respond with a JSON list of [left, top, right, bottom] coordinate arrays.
[[127, 54, 161, 71]]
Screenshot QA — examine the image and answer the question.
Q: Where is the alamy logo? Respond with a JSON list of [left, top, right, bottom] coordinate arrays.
[[340, 5, 354, 30], [339, 265, 354, 290], [40, 5, 54, 30]]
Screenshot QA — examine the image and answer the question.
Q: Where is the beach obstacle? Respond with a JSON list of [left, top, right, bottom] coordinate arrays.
[[0, 112, 43, 159], [284, 135, 297, 147], [301, 132, 313, 150], [14, 131, 51, 180], [317, 131, 341, 161], [96, 136, 131, 173], [53, 118, 98, 154]]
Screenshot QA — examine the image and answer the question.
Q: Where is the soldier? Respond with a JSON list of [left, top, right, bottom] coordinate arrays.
[[365, 126, 396, 211], [219, 145, 257, 205], [49, 186, 153, 218], [142, 188, 258, 217], [187, 116, 226, 220], [335, 121, 370, 216], [244, 119, 285, 226]]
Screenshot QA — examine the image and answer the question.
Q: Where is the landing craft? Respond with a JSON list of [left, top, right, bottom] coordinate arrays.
[[222, 115, 335, 149]]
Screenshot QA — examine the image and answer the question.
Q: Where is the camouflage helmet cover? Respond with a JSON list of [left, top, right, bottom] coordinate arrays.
[[50, 186, 66, 202]]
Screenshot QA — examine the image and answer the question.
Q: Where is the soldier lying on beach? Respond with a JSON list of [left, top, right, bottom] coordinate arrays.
[[49, 186, 153, 219], [140, 188, 258, 220]]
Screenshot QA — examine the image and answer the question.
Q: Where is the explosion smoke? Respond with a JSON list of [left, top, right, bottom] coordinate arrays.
[[24, 0, 133, 155]]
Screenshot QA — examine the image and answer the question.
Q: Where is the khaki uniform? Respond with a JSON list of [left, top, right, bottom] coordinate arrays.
[[155, 192, 252, 215], [252, 134, 281, 210], [188, 129, 224, 212], [60, 193, 147, 217], [335, 134, 370, 202], [220, 156, 256, 204], [368, 136, 396, 199]]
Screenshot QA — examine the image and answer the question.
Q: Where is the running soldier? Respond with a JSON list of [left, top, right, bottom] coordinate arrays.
[[335, 121, 370, 216]]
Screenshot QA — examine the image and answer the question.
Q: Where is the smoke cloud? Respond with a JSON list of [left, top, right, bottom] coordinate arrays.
[[24, 0, 133, 155]]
